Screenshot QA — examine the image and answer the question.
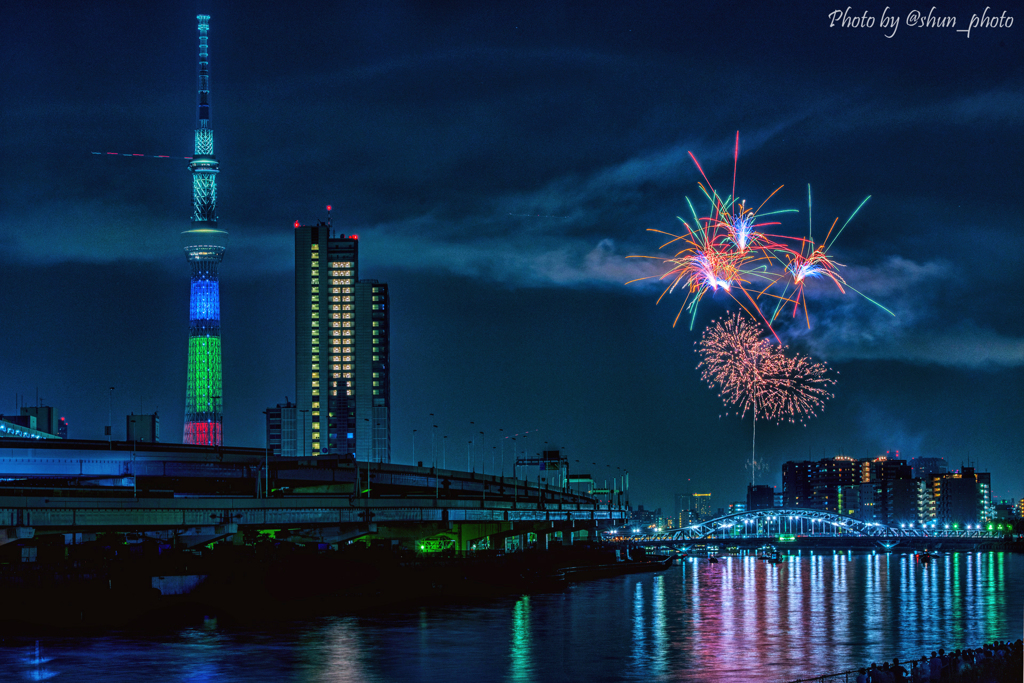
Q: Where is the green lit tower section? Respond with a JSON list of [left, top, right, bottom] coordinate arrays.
[[182, 14, 227, 446]]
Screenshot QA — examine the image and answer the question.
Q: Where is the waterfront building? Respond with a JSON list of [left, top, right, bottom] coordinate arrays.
[[782, 460, 814, 508], [630, 505, 656, 524], [866, 455, 912, 525], [691, 492, 712, 520], [674, 492, 688, 528], [930, 467, 992, 526], [888, 478, 926, 526], [746, 484, 774, 510], [910, 456, 947, 479], [182, 15, 228, 446], [992, 499, 1016, 521], [837, 483, 862, 518], [126, 413, 160, 443], [811, 456, 861, 512], [265, 399, 297, 458], [0, 415, 60, 440], [20, 406, 60, 436], [295, 218, 390, 460]]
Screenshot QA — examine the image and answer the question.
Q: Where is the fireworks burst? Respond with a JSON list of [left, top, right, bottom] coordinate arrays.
[[697, 312, 835, 484], [628, 133, 891, 334]]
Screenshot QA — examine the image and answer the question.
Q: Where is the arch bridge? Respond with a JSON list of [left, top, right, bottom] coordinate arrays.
[[633, 509, 1000, 542]]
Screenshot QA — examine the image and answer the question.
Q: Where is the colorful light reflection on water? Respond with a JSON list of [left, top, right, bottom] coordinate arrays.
[[1, 552, 1020, 682]]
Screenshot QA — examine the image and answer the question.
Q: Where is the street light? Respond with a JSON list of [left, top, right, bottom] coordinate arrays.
[[107, 386, 114, 447], [129, 416, 137, 498]]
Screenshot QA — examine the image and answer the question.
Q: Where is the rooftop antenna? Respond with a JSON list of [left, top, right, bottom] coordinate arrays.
[[326, 205, 333, 236]]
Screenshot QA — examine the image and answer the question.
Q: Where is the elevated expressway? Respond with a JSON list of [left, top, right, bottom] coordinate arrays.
[[0, 440, 626, 552]]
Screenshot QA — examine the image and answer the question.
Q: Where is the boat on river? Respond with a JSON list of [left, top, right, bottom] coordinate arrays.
[[556, 554, 674, 581]]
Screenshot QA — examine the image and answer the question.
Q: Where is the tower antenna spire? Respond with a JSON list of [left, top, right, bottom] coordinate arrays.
[[182, 14, 228, 446]]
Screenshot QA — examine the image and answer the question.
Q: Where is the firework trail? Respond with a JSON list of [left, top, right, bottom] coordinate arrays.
[[697, 312, 835, 484]]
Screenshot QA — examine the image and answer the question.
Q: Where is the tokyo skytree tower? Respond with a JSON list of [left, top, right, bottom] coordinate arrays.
[[181, 15, 227, 445]]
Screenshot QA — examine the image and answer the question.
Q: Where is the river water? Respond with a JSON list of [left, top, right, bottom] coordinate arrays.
[[4, 551, 1022, 682]]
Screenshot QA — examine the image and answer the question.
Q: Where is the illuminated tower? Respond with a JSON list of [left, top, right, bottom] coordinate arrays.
[[182, 14, 227, 445]]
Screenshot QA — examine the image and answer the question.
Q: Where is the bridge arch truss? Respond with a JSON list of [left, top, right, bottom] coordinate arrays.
[[642, 509, 998, 542]]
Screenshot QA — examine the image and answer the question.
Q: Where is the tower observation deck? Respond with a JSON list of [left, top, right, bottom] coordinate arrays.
[[182, 14, 227, 446]]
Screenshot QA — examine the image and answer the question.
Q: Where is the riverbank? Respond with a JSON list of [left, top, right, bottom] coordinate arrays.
[[0, 541, 671, 631], [783, 640, 1023, 682]]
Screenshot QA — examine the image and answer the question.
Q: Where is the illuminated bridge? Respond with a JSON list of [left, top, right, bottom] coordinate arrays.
[[0, 440, 626, 554], [626, 509, 1005, 547]]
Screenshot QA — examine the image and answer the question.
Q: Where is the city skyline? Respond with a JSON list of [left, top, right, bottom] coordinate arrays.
[[1, 2, 1020, 511]]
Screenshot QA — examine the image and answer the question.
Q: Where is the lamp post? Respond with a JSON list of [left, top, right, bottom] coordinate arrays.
[[261, 409, 270, 498], [430, 415, 435, 468], [107, 386, 114, 447], [129, 417, 137, 498]]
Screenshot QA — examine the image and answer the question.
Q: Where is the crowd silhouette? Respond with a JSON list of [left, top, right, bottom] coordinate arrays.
[[852, 640, 1023, 683]]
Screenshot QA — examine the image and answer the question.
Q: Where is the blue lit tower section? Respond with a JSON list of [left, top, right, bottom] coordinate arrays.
[[182, 14, 227, 446]]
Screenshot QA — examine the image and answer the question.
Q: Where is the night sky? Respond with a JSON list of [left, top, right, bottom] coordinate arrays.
[[2, 1, 1021, 513]]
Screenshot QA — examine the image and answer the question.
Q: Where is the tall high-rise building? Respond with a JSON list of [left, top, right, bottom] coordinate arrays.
[[782, 460, 814, 508], [811, 456, 861, 512], [182, 14, 227, 446], [295, 216, 390, 460], [691, 492, 712, 520]]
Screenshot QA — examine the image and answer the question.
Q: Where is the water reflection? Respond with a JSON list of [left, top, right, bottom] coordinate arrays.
[[630, 580, 645, 673], [0, 553, 1020, 683], [508, 595, 532, 683], [312, 618, 378, 683]]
